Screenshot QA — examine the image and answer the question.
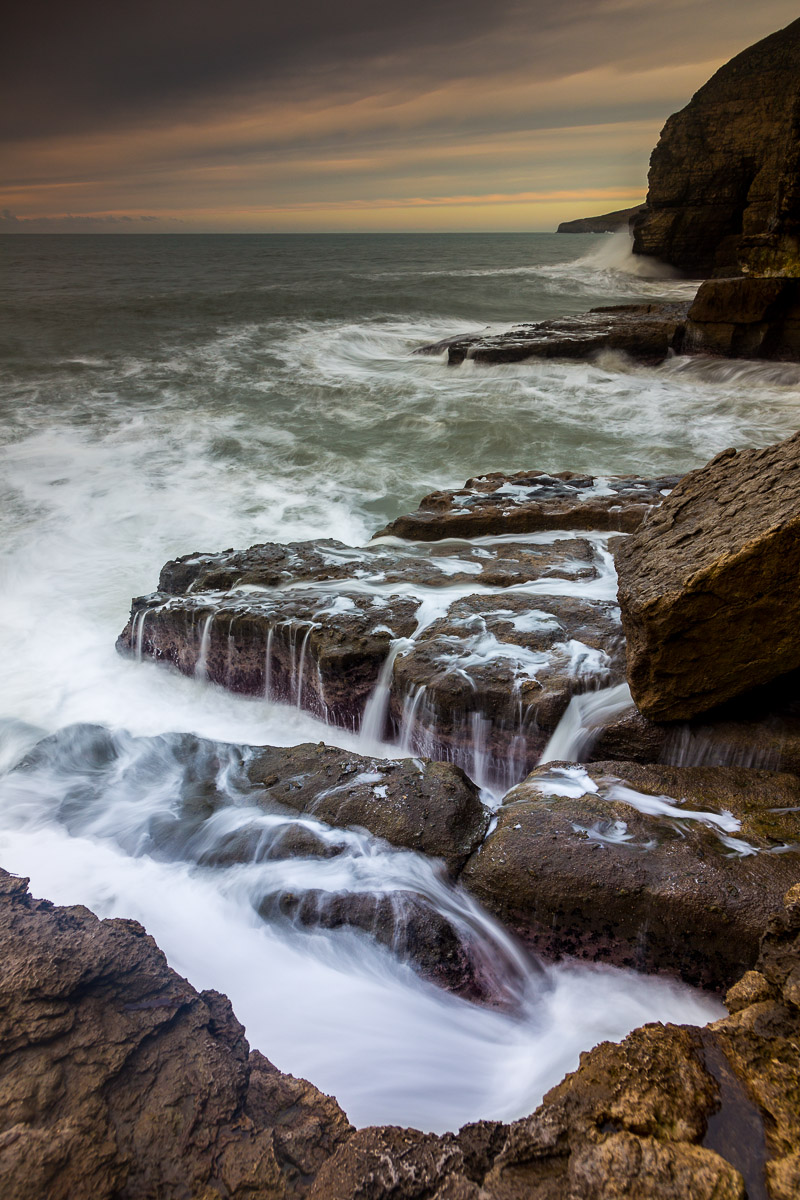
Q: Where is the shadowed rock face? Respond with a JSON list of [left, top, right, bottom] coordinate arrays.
[[614, 432, 800, 722], [633, 18, 800, 277], [6, 869, 800, 1198], [460, 761, 800, 991], [0, 868, 352, 1200]]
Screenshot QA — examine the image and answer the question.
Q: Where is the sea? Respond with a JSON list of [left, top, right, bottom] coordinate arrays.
[[1, 231, 798, 1132]]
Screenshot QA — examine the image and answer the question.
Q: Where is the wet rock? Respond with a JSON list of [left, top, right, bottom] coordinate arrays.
[[460, 760, 800, 990], [256, 889, 521, 1006], [414, 303, 689, 368], [390, 594, 624, 786], [119, 531, 619, 786], [310, 886, 800, 1197], [16, 725, 489, 876], [614, 432, 800, 721], [245, 743, 489, 874], [632, 18, 800, 277], [0, 868, 351, 1200], [374, 470, 681, 540]]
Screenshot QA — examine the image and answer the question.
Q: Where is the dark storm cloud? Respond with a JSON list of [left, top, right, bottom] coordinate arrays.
[[4, 0, 797, 141]]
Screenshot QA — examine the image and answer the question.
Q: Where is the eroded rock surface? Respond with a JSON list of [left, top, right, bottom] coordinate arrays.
[[615, 432, 800, 721], [461, 760, 800, 989], [374, 470, 680, 540], [310, 884, 800, 1198], [415, 304, 689, 368], [119, 530, 624, 787], [0, 868, 352, 1200]]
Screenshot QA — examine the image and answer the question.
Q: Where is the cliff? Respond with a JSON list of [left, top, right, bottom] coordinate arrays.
[[557, 205, 644, 234], [633, 18, 800, 278]]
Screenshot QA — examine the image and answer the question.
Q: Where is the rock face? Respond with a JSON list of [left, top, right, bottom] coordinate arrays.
[[684, 276, 800, 359], [460, 760, 800, 990], [415, 303, 690, 368], [0, 868, 352, 1200], [374, 469, 681, 540], [614, 432, 800, 721], [4, 836, 800, 1197], [557, 205, 645, 234], [632, 18, 800, 277]]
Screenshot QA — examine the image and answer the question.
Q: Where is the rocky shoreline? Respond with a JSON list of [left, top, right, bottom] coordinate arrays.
[[5, 16, 800, 1199]]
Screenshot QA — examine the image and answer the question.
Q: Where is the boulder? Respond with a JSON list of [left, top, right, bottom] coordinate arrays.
[[374, 469, 680, 541], [632, 18, 800, 277], [614, 432, 800, 721], [460, 760, 800, 990], [0, 868, 351, 1200], [684, 277, 800, 359]]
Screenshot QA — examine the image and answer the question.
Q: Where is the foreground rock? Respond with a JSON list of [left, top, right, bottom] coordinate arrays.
[[314, 884, 800, 1198], [632, 18, 800, 277], [461, 761, 800, 990], [374, 469, 681, 540], [118, 530, 627, 786], [615, 431, 800, 721], [0, 868, 352, 1200], [4, 869, 800, 1196], [415, 302, 690, 367], [684, 276, 800, 360]]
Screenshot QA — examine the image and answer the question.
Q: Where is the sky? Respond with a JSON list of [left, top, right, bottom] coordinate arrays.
[[2, 1, 799, 233]]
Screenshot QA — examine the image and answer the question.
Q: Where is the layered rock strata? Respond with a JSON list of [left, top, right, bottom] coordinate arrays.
[[118, 521, 631, 787], [614, 431, 800, 721], [632, 18, 800, 277], [460, 761, 800, 990], [374, 469, 680, 540], [415, 303, 690, 367], [6, 866, 800, 1199]]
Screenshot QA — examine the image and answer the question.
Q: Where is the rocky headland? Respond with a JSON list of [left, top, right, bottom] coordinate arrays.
[[557, 205, 645, 234], [420, 17, 800, 367]]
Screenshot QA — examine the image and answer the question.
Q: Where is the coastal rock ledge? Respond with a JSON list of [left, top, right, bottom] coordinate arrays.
[[3, 867, 800, 1198]]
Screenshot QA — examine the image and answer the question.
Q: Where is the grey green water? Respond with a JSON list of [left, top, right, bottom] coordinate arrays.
[[1, 232, 797, 1131]]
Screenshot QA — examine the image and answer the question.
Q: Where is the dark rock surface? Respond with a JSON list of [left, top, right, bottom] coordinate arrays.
[[119, 530, 625, 787], [310, 883, 800, 1199], [374, 469, 680, 540], [460, 760, 800, 990], [4, 849, 800, 1196], [557, 205, 645, 234], [0, 867, 351, 1200], [684, 276, 800, 360], [632, 18, 800, 277], [415, 303, 689, 368], [614, 431, 800, 722]]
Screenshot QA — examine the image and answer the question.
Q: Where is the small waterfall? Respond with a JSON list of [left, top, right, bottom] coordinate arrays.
[[399, 684, 427, 752], [194, 611, 216, 682], [295, 624, 314, 708], [133, 609, 148, 662], [264, 626, 274, 700], [539, 682, 634, 764], [361, 637, 413, 745]]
